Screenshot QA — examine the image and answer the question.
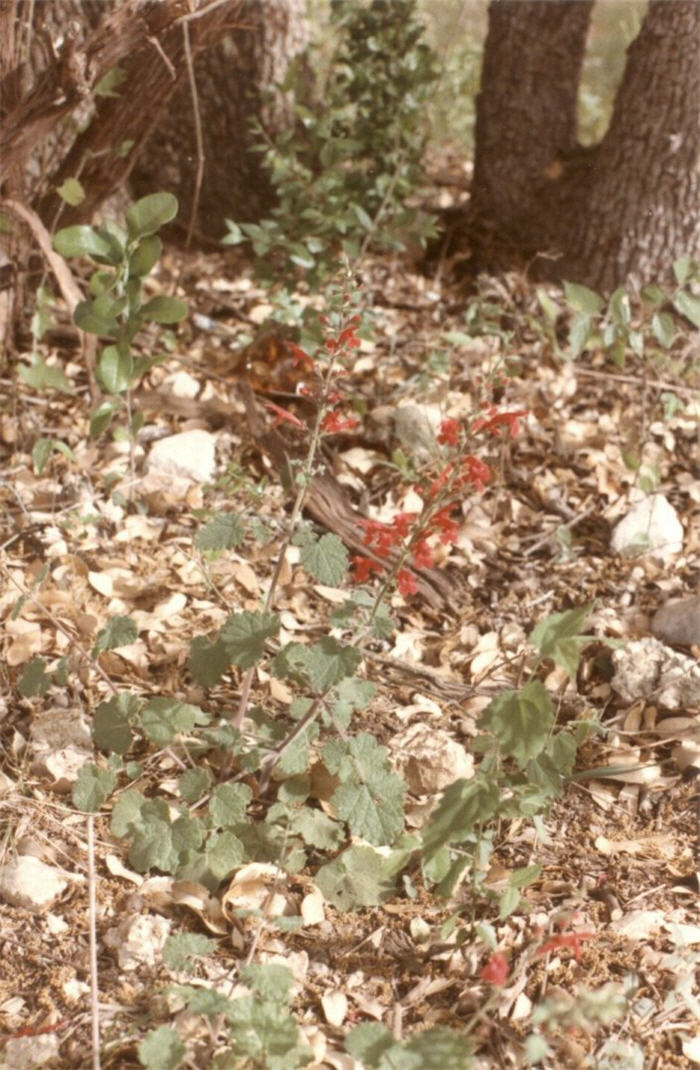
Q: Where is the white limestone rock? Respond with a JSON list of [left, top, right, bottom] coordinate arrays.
[[146, 429, 217, 483], [610, 494, 683, 560]]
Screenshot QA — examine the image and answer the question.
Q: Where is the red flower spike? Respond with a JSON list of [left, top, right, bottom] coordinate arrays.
[[393, 512, 418, 538], [537, 931, 594, 963], [397, 569, 419, 597], [437, 417, 461, 447], [264, 401, 306, 430], [351, 555, 384, 583], [481, 953, 509, 986], [461, 456, 491, 492]]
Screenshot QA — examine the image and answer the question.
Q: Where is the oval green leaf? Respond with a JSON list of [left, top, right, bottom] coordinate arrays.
[[140, 295, 187, 324], [53, 225, 113, 260], [126, 192, 178, 239]]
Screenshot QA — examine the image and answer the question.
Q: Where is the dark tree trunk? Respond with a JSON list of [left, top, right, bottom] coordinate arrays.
[[470, 0, 593, 256], [465, 0, 700, 293], [130, 0, 309, 241]]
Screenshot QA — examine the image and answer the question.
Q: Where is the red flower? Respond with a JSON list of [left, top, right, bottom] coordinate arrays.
[[460, 456, 491, 492], [437, 418, 461, 447], [361, 519, 400, 558], [397, 569, 418, 596], [351, 556, 384, 583], [287, 342, 314, 369], [481, 953, 509, 985], [537, 931, 594, 963], [322, 411, 359, 433], [431, 507, 459, 546], [472, 408, 528, 439], [264, 401, 305, 429], [412, 539, 434, 569], [392, 512, 418, 538]]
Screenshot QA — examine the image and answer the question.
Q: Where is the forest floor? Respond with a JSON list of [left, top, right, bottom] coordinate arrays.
[[1, 234, 700, 1070]]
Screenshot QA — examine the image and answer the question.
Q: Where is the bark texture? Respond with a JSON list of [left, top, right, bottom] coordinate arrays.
[[466, 0, 700, 292], [130, 0, 309, 240]]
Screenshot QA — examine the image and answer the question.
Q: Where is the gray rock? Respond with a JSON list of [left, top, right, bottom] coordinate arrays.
[[652, 595, 700, 647], [147, 428, 217, 483], [612, 637, 700, 708], [610, 494, 683, 560]]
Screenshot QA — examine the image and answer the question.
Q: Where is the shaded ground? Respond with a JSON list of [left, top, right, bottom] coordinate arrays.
[[1, 240, 700, 1068]]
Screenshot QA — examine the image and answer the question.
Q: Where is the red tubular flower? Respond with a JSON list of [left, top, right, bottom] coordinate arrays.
[[472, 409, 528, 438], [351, 556, 384, 583], [411, 539, 434, 569], [397, 569, 419, 596], [264, 401, 306, 429], [361, 519, 400, 558], [322, 412, 359, 433], [392, 512, 418, 538], [437, 417, 461, 447], [481, 952, 509, 985], [431, 507, 459, 546], [460, 456, 491, 492], [537, 931, 594, 963]]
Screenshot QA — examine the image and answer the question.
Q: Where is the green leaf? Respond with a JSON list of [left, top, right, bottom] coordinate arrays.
[[306, 637, 362, 692], [19, 357, 72, 393], [126, 193, 179, 239], [608, 287, 631, 327], [140, 698, 199, 745], [651, 311, 675, 348], [162, 933, 216, 972], [219, 611, 280, 670], [94, 693, 140, 755], [32, 438, 54, 474], [347, 1023, 475, 1069], [325, 733, 405, 845], [141, 295, 188, 324], [673, 289, 700, 329], [90, 399, 121, 437], [128, 234, 162, 277], [178, 767, 212, 802], [529, 603, 594, 676], [138, 1025, 185, 1070], [53, 225, 113, 260], [478, 680, 554, 764], [98, 344, 133, 394], [300, 533, 349, 585], [72, 762, 118, 812], [18, 657, 50, 697], [209, 782, 252, 828], [422, 778, 500, 860], [330, 676, 376, 730], [195, 513, 246, 552], [568, 312, 593, 358], [563, 281, 604, 315], [316, 845, 401, 909], [93, 614, 138, 655], [74, 296, 120, 337], [241, 963, 295, 1002], [206, 830, 245, 879], [292, 808, 345, 850], [56, 178, 85, 206], [187, 634, 231, 687]]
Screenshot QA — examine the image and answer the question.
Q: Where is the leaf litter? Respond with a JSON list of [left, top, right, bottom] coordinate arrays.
[[1, 243, 700, 1068]]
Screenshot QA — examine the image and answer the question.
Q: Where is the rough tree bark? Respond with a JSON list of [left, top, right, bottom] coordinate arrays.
[[465, 0, 700, 293], [130, 0, 309, 240]]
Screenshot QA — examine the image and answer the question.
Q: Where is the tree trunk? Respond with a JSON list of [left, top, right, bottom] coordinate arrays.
[[560, 0, 700, 292], [466, 0, 700, 293], [470, 0, 593, 257], [130, 0, 309, 241]]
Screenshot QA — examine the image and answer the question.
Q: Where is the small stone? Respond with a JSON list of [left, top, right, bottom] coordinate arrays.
[[652, 594, 700, 646], [610, 494, 683, 561], [0, 855, 69, 911], [147, 429, 217, 483]]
